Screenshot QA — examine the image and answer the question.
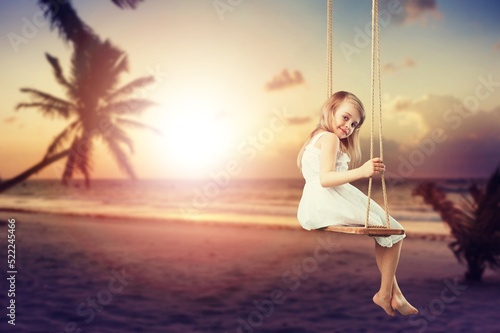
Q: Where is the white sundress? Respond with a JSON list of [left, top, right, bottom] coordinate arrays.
[[297, 131, 405, 248]]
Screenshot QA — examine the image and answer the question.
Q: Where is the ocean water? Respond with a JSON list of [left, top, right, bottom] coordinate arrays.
[[0, 178, 486, 227]]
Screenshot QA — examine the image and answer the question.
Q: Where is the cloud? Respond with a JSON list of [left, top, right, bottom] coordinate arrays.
[[382, 0, 441, 25], [404, 58, 416, 67], [265, 69, 304, 92], [377, 135, 499, 179], [495, 40, 500, 50], [383, 57, 416, 73], [389, 94, 500, 141], [392, 97, 413, 111], [405, 0, 441, 22], [379, 94, 500, 178], [285, 116, 311, 126], [3, 116, 17, 124], [383, 63, 398, 73]]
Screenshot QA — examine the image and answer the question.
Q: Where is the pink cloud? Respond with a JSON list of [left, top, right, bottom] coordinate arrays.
[[286, 116, 311, 125], [381, 0, 441, 25], [3, 116, 17, 124], [383, 57, 416, 73], [265, 69, 304, 92]]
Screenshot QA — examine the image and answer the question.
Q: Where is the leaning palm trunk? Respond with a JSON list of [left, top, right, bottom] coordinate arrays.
[[0, 150, 69, 193], [413, 166, 500, 281]]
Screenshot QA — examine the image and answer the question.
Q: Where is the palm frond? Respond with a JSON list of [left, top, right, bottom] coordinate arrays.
[[45, 53, 74, 94], [16, 102, 72, 119], [104, 123, 134, 154], [71, 39, 128, 104], [106, 138, 137, 179], [110, 51, 129, 79], [37, 0, 94, 43], [468, 184, 484, 205], [413, 183, 467, 229], [18, 88, 72, 104], [111, 0, 144, 9], [18, 88, 74, 108], [476, 166, 500, 235], [116, 118, 162, 135], [100, 99, 157, 116], [483, 167, 500, 204], [44, 120, 82, 160], [414, 166, 500, 281], [458, 192, 477, 221], [106, 76, 155, 102]]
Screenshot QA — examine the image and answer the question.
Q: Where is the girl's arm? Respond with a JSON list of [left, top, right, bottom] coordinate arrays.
[[318, 132, 385, 188]]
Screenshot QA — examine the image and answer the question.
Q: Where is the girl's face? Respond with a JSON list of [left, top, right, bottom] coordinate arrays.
[[332, 101, 362, 139]]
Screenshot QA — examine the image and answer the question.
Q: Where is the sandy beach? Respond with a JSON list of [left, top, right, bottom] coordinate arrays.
[[0, 212, 499, 333]]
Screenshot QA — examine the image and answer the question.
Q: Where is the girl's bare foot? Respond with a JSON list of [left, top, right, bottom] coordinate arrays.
[[373, 293, 395, 316], [391, 293, 419, 316]]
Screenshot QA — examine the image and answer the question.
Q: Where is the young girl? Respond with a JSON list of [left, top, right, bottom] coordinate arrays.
[[297, 91, 418, 316]]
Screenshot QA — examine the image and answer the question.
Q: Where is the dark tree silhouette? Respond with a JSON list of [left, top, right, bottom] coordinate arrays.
[[0, 0, 158, 192], [37, 0, 144, 43], [111, 0, 144, 9], [413, 166, 500, 281]]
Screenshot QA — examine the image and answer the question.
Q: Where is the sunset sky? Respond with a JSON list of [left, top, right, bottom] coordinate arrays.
[[0, 0, 499, 180]]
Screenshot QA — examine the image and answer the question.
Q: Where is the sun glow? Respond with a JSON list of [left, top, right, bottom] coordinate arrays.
[[160, 94, 234, 171]]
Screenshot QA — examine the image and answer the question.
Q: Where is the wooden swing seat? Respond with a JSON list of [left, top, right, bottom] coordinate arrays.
[[322, 224, 405, 237]]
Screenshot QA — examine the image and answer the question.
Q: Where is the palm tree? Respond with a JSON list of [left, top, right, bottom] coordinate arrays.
[[0, 0, 157, 193], [3, 45, 157, 190], [413, 166, 500, 281]]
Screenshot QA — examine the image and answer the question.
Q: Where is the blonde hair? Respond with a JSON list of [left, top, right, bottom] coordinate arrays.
[[307, 91, 365, 168]]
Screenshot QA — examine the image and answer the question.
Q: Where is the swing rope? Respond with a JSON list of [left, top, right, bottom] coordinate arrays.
[[326, 0, 333, 98], [326, 0, 391, 229], [368, 0, 391, 229]]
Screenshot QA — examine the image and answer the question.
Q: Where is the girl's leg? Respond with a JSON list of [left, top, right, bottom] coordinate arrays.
[[372, 240, 400, 316], [390, 277, 418, 315], [373, 240, 418, 316]]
